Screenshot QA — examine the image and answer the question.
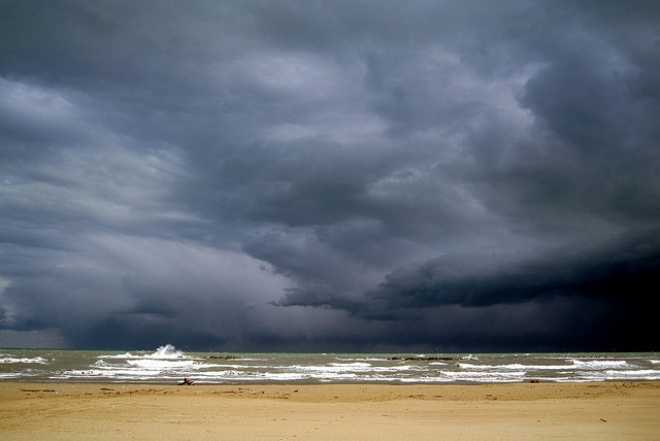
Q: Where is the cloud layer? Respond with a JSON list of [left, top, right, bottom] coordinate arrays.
[[1, 1, 658, 351]]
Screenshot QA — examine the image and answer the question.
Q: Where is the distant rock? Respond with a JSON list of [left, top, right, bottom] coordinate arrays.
[[206, 355, 240, 360]]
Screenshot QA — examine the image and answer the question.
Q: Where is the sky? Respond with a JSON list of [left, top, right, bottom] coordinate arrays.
[[1, 0, 659, 352]]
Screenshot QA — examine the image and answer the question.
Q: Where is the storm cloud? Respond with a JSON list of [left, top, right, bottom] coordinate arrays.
[[1, 1, 658, 351]]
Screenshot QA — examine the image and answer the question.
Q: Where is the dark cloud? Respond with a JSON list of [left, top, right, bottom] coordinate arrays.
[[362, 231, 660, 310], [1, 1, 658, 351]]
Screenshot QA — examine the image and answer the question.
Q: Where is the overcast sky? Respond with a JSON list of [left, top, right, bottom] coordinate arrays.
[[1, 0, 659, 352]]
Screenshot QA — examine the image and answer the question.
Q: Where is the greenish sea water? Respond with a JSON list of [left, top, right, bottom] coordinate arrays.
[[2, 345, 659, 384]]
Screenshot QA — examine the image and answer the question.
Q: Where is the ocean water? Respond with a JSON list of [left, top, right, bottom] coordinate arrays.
[[1, 344, 659, 385]]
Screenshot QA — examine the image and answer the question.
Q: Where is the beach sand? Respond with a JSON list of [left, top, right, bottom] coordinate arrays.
[[1, 381, 658, 440]]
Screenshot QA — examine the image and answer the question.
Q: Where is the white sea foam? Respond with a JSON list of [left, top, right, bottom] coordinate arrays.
[[442, 370, 526, 383], [459, 363, 529, 371], [126, 359, 194, 369], [97, 344, 187, 361], [97, 352, 138, 359], [147, 344, 185, 359], [570, 359, 628, 369], [459, 362, 582, 372], [0, 356, 48, 364], [578, 369, 660, 381]]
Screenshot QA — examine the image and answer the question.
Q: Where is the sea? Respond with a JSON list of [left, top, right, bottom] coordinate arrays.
[[2, 344, 659, 385]]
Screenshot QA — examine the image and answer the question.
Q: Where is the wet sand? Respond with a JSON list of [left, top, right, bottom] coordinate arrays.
[[1, 381, 658, 440]]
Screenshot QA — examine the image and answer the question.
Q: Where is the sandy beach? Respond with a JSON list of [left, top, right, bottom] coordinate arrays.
[[1, 381, 658, 440]]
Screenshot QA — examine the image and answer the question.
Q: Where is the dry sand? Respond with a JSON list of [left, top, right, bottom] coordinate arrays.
[[1, 381, 658, 440]]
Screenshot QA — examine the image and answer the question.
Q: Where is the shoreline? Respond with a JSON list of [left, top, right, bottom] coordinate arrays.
[[2, 381, 659, 440], [3, 379, 660, 399]]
